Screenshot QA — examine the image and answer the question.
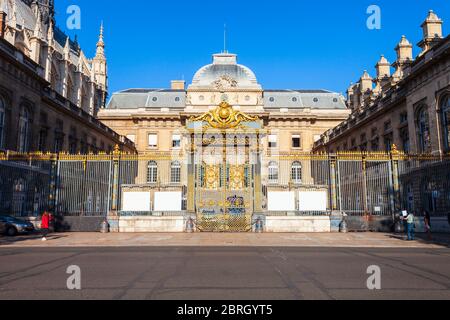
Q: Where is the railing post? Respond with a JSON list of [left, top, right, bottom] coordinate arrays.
[[361, 154, 369, 214], [187, 151, 195, 213], [329, 154, 338, 211], [111, 145, 121, 212], [48, 153, 59, 215], [390, 145, 401, 217]]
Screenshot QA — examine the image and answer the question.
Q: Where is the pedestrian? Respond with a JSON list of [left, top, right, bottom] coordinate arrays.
[[41, 210, 52, 241], [423, 210, 432, 241], [405, 211, 415, 241]]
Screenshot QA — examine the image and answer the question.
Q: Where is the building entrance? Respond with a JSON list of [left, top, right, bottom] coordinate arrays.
[[186, 102, 264, 232]]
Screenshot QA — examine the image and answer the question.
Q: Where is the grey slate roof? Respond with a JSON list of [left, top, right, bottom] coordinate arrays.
[[263, 90, 346, 110], [107, 89, 186, 109], [107, 89, 347, 110]]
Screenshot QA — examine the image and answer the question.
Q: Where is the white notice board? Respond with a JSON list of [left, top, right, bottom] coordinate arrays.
[[267, 192, 296, 211], [154, 192, 182, 211], [122, 192, 151, 212], [298, 191, 328, 211]]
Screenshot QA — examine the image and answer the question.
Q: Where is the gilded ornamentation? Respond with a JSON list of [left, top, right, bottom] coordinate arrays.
[[229, 165, 246, 190], [190, 101, 259, 129], [205, 164, 220, 190]]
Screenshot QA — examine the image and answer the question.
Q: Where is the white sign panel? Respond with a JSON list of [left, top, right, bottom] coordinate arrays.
[[122, 192, 151, 212], [298, 191, 328, 211], [268, 192, 296, 211], [154, 192, 182, 211]]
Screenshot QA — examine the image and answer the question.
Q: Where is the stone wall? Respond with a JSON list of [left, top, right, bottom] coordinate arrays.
[[265, 216, 331, 233], [119, 216, 185, 233]]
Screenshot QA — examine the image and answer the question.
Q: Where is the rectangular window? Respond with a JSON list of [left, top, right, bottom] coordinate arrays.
[[148, 134, 158, 148], [400, 127, 410, 153], [384, 134, 393, 152], [69, 140, 77, 154], [291, 134, 301, 149], [38, 129, 48, 152], [400, 112, 408, 124], [268, 135, 277, 149], [171, 163, 181, 183], [371, 127, 378, 138], [384, 121, 392, 132], [172, 134, 181, 148], [360, 133, 367, 143]]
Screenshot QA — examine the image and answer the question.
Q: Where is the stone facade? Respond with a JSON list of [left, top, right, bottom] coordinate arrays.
[[0, 0, 134, 153], [314, 10, 450, 156]]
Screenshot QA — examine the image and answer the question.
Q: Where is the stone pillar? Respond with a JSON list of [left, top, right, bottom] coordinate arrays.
[[329, 155, 338, 211], [49, 154, 59, 214], [110, 145, 120, 212], [253, 149, 263, 213], [390, 145, 401, 215], [187, 151, 195, 212], [361, 155, 369, 214], [108, 145, 121, 232]]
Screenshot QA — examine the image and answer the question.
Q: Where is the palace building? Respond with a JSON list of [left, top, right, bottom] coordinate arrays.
[[97, 52, 350, 223]]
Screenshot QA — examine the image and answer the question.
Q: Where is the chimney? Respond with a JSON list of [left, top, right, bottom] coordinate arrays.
[[392, 36, 413, 83], [374, 55, 391, 95], [360, 71, 373, 93], [171, 80, 186, 90], [418, 10, 443, 53]]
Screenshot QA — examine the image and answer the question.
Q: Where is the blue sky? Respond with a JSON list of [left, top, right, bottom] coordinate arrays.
[[55, 0, 449, 96]]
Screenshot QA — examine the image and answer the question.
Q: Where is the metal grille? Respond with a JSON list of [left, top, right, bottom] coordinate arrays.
[[0, 151, 448, 221]]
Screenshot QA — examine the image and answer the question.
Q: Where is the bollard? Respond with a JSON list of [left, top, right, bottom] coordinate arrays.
[[100, 220, 110, 233], [339, 213, 348, 233], [186, 217, 194, 233], [255, 218, 263, 233]]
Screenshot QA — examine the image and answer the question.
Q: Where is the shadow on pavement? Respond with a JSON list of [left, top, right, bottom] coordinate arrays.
[[386, 233, 450, 248], [0, 232, 68, 246]]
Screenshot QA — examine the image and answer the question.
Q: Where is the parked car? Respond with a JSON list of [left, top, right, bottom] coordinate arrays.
[[0, 215, 35, 237]]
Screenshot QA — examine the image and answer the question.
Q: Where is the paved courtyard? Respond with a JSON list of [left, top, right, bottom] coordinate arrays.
[[1, 233, 449, 300], [0, 246, 449, 300], [1, 232, 450, 248]]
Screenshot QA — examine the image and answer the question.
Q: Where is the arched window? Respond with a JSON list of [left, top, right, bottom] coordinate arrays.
[[147, 161, 158, 184], [441, 95, 450, 151], [417, 106, 431, 153], [291, 161, 302, 184], [0, 97, 5, 149], [268, 161, 279, 183], [171, 161, 181, 183], [18, 106, 30, 153]]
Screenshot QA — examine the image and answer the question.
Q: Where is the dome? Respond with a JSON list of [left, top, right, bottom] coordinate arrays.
[[190, 53, 261, 90]]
